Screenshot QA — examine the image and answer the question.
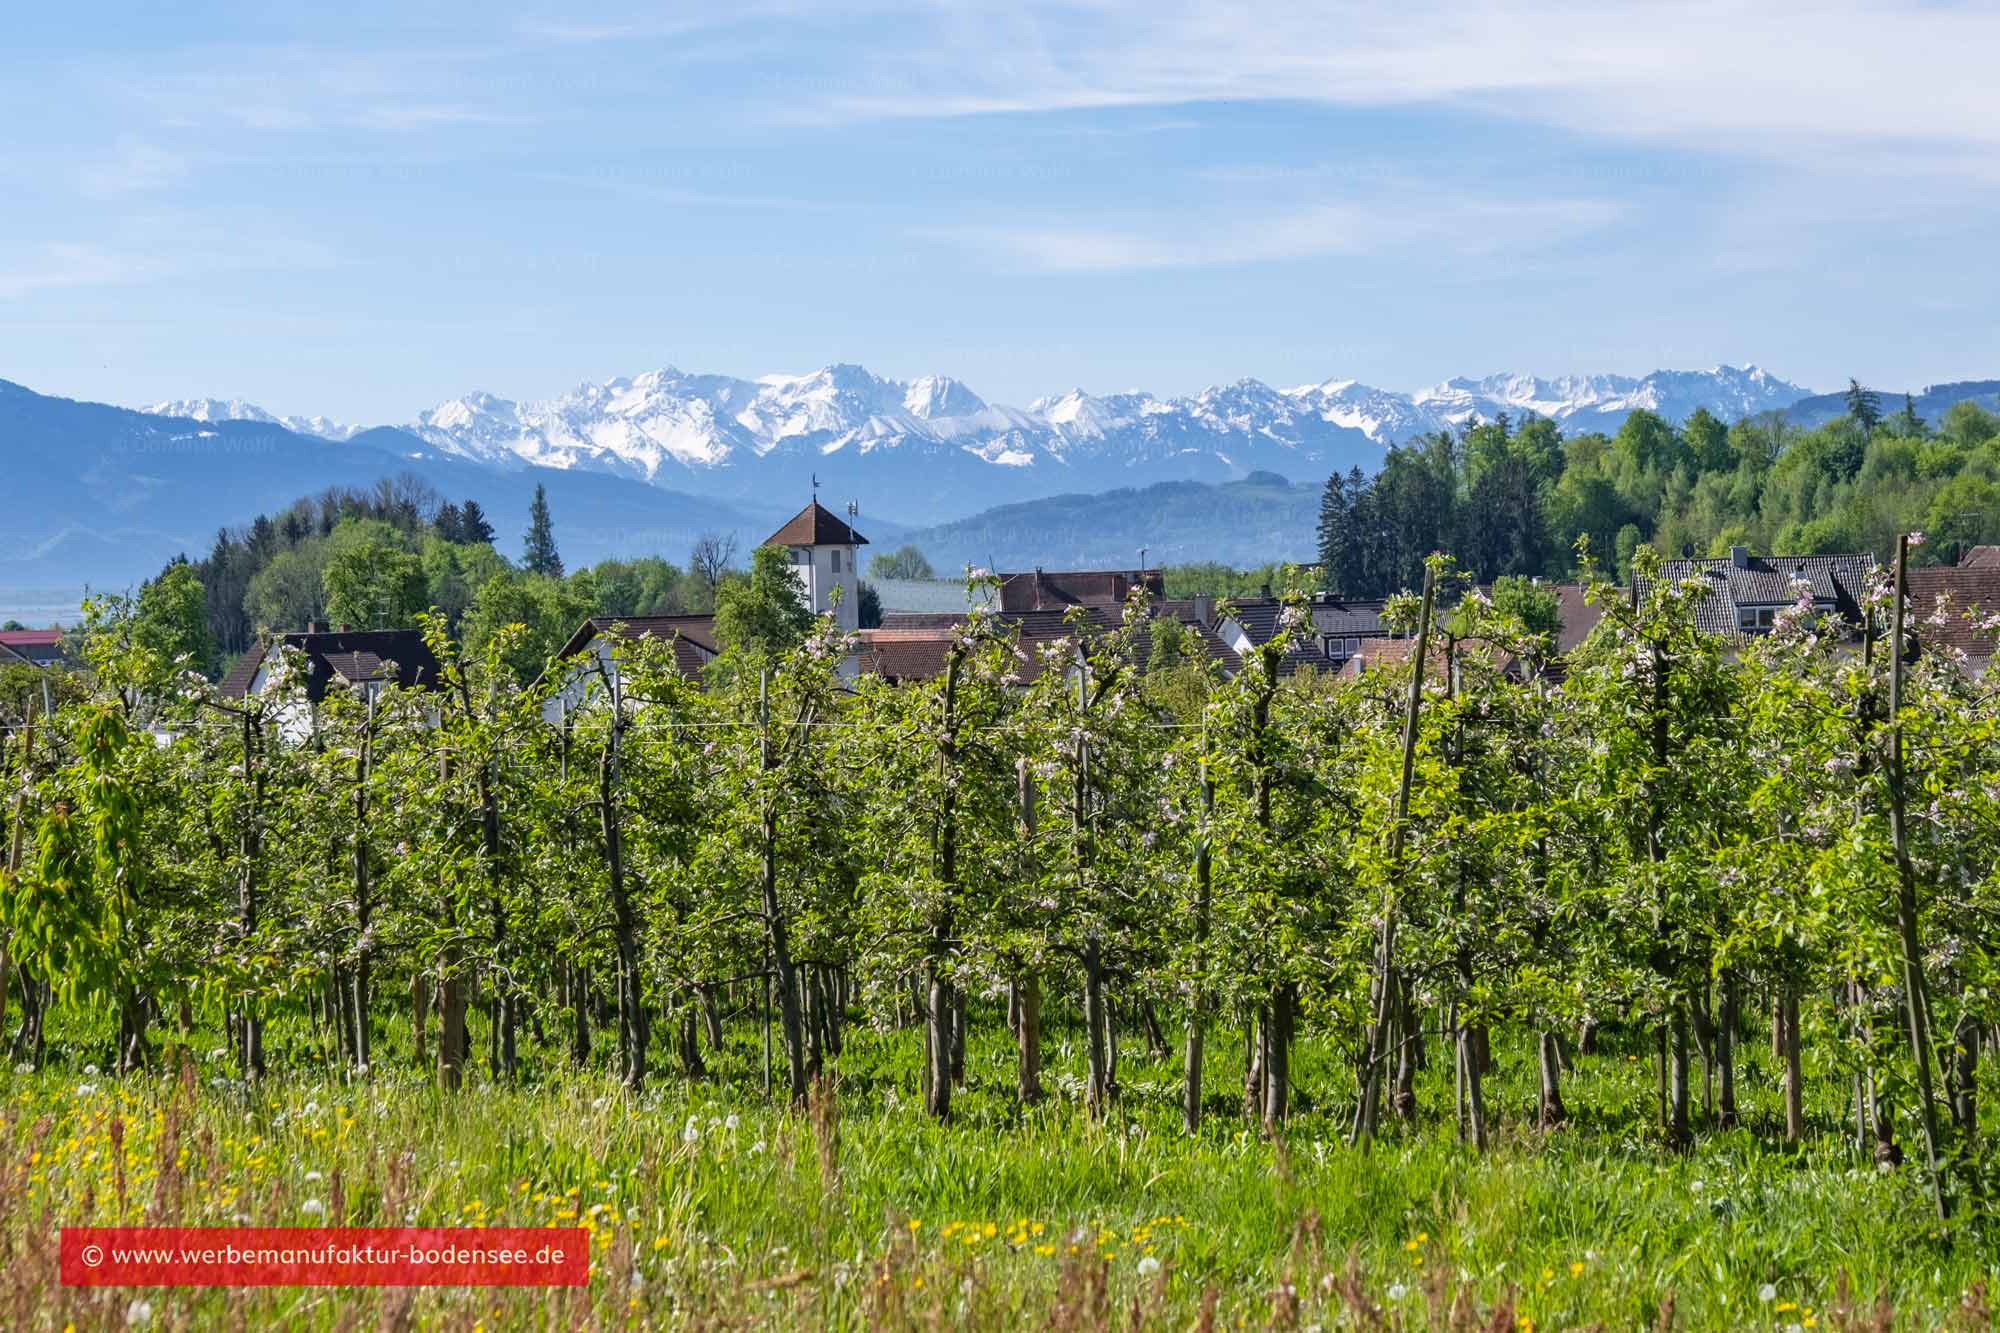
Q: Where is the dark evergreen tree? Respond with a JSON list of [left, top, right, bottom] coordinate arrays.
[[522, 484, 563, 577], [1462, 448, 1552, 581], [434, 501, 465, 544], [1845, 378, 1883, 432], [1891, 393, 1926, 438], [1371, 433, 1458, 595], [1315, 470, 1351, 593], [458, 499, 496, 546]]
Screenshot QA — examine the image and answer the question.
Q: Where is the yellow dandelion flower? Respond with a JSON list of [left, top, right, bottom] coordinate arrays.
[[653, 1237, 670, 1251], [908, 1219, 922, 1232], [1569, 1261, 1584, 1278]]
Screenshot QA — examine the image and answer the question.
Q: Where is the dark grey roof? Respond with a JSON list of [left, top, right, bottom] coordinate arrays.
[[1643, 553, 1876, 635], [1220, 596, 1399, 674], [221, 628, 442, 701]]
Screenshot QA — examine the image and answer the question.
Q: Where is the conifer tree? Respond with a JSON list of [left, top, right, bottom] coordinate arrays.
[[522, 484, 563, 577], [459, 499, 496, 546], [1845, 378, 1883, 432]]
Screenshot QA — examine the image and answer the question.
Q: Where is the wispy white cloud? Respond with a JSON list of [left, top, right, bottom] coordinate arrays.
[[75, 139, 188, 198], [0, 231, 335, 301], [0, 243, 147, 299], [815, 1, 2000, 167], [937, 195, 1623, 272]]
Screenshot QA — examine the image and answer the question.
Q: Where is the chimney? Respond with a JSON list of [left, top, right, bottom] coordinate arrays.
[[1192, 594, 1215, 626], [338, 623, 352, 633], [1033, 566, 1046, 610], [1260, 581, 1273, 601], [1729, 545, 1750, 569], [308, 619, 328, 634]]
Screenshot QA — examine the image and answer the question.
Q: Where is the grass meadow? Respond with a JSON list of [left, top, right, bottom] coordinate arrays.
[[3, 997, 1995, 1331]]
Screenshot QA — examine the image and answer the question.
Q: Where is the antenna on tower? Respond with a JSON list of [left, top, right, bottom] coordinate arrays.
[[847, 499, 859, 518]]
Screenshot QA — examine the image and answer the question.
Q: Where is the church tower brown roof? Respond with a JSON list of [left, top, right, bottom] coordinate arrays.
[[762, 499, 869, 548]]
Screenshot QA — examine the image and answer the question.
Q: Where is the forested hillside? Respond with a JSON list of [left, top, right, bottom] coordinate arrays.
[[1317, 391, 2000, 596], [133, 476, 738, 682]]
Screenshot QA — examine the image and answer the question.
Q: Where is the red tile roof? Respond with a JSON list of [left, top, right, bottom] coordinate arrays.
[[1907, 565, 2000, 671]]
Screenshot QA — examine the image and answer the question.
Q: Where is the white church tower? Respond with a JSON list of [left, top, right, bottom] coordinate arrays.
[[763, 499, 868, 630]]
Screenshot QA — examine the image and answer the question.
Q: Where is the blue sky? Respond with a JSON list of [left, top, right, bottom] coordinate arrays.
[[3, 1, 1997, 423]]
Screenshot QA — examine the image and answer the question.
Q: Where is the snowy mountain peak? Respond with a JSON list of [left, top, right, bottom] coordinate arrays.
[[146, 396, 361, 442], [903, 375, 986, 419], [138, 362, 1817, 517]]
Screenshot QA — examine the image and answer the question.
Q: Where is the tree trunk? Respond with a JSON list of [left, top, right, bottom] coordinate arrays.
[[1185, 757, 1212, 1134], [0, 715, 31, 1051], [1690, 981, 1717, 1122], [1716, 973, 1739, 1130], [10, 972, 49, 1067], [1885, 534, 1948, 1218], [601, 686, 648, 1091], [1667, 1006, 1693, 1150], [117, 988, 152, 1075], [949, 991, 966, 1086], [350, 696, 375, 1073], [236, 711, 265, 1080], [568, 964, 590, 1066], [1781, 986, 1804, 1143], [411, 972, 429, 1070], [758, 673, 807, 1105], [1392, 975, 1420, 1123], [1082, 939, 1111, 1115], [438, 965, 467, 1091], [1537, 1028, 1568, 1129], [924, 973, 953, 1119], [1457, 1019, 1488, 1149], [1358, 564, 1436, 1144], [1017, 973, 1043, 1107], [1141, 1000, 1169, 1061], [680, 1008, 706, 1079], [1261, 982, 1294, 1125], [1244, 1009, 1263, 1122], [1951, 1005, 1978, 1143], [700, 984, 724, 1052]]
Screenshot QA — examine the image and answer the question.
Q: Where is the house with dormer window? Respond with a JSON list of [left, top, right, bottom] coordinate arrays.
[[1642, 547, 1875, 637]]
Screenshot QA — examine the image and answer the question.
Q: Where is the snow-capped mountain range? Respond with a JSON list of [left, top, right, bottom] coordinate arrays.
[[145, 396, 366, 444], [146, 363, 1812, 519]]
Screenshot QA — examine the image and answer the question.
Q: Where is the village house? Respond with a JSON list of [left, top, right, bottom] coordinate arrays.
[[541, 500, 862, 716], [0, 627, 69, 669], [1644, 547, 1876, 637], [220, 624, 442, 703], [219, 624, 443, 741], [1908, 544, 2000, 675], [540, 613, 720, 722]]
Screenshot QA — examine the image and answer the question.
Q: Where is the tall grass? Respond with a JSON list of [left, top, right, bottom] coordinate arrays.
[[3, 997, 1995, 1329]]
